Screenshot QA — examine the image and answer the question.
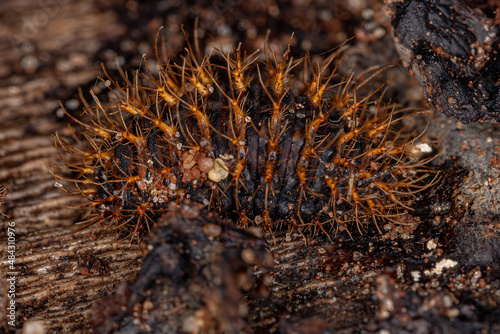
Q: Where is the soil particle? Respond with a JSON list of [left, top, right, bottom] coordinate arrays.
[[76, 253, 110, 276]]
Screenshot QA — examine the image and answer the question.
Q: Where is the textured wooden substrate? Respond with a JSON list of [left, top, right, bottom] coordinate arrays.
[[1, 1, 499, 333], [0, 0, 140, 332], [12, 227, 142, 333]]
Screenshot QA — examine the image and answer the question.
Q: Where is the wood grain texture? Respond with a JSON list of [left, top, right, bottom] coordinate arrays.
[[0, 1, 141, 332], [1, 1, 499, 333]]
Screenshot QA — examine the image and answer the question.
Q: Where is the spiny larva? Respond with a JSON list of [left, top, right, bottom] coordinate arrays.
[[51, 29, 438, 243]]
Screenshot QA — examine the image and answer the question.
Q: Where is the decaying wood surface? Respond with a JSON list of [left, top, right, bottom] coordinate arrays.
[[0, 1, 142, 332], [0, 1, 381, 332], [1, 1, 500, 333]]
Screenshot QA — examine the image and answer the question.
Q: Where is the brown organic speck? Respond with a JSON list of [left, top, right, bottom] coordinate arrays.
[[198, 157, 215, 174], [202, 223, 222, 237], [143, 300, 154, 311]]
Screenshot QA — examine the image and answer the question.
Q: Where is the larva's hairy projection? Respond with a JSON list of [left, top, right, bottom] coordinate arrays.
[[51, 30, 437, 242]]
